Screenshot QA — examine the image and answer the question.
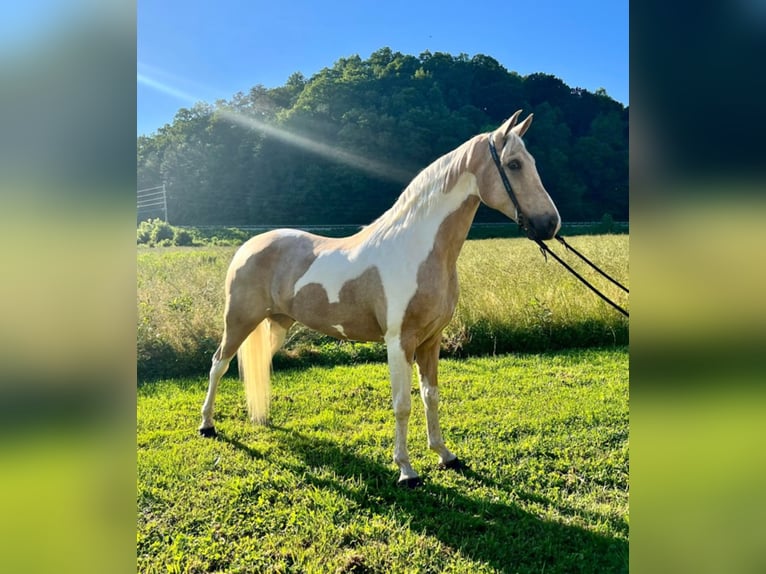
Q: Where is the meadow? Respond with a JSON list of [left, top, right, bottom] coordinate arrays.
[[137, 234, 628, 380], [137, 233, 628, 572], [138, 348, 628, 573]]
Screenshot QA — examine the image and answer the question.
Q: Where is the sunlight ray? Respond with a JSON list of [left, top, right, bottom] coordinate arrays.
[[138, 69, 412, 183], [137, 72, 201, 106]]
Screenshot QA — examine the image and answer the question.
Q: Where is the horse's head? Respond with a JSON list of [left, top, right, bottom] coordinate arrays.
[[477, 110, 561, 240]]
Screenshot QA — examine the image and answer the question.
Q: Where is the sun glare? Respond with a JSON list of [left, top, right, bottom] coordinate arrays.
[[138, 68, 411, 184], [137, 73, 200, 105]]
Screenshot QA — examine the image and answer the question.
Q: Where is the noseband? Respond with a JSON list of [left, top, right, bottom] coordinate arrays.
[[488, 135, 530, 236]]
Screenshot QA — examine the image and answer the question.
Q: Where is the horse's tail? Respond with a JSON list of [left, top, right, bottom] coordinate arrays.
[[237, 319, 272, 425]]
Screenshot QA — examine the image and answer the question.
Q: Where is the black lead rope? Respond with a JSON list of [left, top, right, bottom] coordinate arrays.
[[488, 134, 629, 318], [535, 239, 629, 317], [555, 235, 629, 294]]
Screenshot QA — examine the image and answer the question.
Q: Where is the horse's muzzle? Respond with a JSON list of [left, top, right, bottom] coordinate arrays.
[[526, 213, 560, 240]]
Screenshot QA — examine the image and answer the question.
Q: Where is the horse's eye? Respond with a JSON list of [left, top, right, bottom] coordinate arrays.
[[507, 159, 521, 171]]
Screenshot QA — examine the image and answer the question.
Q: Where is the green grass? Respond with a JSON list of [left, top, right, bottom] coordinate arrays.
[[138, 347, 628, 573], [137, 235, 628, 380]]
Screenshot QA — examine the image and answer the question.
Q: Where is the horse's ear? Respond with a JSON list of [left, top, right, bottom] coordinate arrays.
[[498, 110, 524, 139], [511, 113, 534, 138]]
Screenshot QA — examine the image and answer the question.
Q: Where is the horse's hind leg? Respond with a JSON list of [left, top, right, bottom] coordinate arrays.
[[199, 345, 231, 437], [416, 335, 461, 470], [199, 316, 263, 436], [269, 314, 294, 355]]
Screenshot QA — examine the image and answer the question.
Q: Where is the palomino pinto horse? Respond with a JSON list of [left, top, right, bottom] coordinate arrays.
[[199, 110, 561, 487]]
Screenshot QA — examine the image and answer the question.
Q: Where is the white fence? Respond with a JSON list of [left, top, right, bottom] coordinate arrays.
[[137, 184, 168, 222]]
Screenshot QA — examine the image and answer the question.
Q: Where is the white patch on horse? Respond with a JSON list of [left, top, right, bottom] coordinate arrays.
[[293, 171, 478, 333], [333, 324, 347, 338]]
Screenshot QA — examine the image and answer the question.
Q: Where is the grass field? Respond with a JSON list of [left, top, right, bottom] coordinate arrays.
[[137, 347, 628, 573], [137, 235, 628, 380]]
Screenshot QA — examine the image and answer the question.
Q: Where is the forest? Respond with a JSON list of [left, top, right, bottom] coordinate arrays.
[[137, 48, 628, 226]]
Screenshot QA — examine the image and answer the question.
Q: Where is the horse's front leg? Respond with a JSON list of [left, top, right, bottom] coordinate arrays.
[[386, 334, 421, 487], [416, 335, 462, 470]]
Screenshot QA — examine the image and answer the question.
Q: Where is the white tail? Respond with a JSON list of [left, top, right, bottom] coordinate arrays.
[[237, 319, 272, 424]]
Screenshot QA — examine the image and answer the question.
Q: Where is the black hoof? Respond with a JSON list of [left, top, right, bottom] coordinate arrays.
[[396, 476, 423, 489], [199, 426, 217, 438], [438, 457, 467, 472]]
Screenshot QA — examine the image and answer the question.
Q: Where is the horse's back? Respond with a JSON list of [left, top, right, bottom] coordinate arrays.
[[225, 229, 321, 311], [225, 228, 389, 342], [229, 228, 336, 274]]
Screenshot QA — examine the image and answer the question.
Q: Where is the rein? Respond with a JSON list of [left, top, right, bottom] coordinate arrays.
[[488, 135, 530, 236], [488, 136, 629, 318], [534, 239, 629, 317]]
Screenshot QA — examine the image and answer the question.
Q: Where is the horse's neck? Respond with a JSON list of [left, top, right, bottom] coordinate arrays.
[[361, 143, 480, 251], [431, 192, 480, 269]]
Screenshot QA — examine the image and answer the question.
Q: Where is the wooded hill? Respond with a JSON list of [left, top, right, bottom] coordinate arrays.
[[137, 48, 628, 226]]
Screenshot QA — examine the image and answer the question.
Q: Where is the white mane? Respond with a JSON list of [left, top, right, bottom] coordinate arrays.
[[362, 139, 475, 244]]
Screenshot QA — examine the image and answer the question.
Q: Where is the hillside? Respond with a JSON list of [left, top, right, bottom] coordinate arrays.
[[138, 48, 628, 226]]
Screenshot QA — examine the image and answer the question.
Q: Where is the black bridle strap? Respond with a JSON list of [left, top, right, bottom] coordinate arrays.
[[556, 235, 629, 293], [488, 135, 528, 234], [535, 239, 629, 317]]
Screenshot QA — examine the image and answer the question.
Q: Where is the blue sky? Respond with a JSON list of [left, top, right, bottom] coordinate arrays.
[[138, 0, 628, 136]]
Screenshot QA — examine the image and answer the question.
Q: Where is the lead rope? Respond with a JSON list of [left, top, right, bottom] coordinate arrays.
[[487, 134, 628, 317], [555, 235, 629, 293], [535, 238, 629, 317]]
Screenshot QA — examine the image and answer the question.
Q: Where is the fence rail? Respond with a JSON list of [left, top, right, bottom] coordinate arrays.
[[137, 184, 168, 222]]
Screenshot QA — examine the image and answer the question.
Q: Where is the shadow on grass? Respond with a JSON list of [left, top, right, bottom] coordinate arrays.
[[138, 340, 629, 385], [215, 427, 627, 574]]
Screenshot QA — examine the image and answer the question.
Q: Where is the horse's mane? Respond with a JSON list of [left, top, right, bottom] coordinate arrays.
[[362, 136, 481, 244]]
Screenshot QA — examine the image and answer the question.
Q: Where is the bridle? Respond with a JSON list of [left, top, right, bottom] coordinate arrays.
[[488, 134, 630, 318], [488, 134, 529, 237]]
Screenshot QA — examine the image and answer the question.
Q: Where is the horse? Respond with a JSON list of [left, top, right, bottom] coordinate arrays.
[[199, 110, 561, 487]]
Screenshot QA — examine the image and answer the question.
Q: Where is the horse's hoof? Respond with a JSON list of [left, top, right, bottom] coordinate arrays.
[[396, 476, 423, 489], [438, 457, 466, 472], [199, 426, 217, 438]]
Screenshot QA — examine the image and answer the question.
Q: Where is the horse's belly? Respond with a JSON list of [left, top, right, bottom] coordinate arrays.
[[302, 313, 385, 343], [286, 278, 386, 343]]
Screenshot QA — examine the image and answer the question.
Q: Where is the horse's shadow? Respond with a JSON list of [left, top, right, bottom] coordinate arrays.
[[216, 427, 627, 573]]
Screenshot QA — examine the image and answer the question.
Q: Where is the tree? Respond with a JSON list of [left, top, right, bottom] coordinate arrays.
[[137, 49, 628, 225]]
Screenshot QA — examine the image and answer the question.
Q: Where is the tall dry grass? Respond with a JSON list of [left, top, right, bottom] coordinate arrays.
[[137, 248, 232, 379], [447, 235, 629, 354], [137, 235, 628, 379]]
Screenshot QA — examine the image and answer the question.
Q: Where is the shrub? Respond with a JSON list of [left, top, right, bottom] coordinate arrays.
[[137, 219, 156, 244], [173, 228, 194, 246], [150, 220, 175, 244], [137, 219, 198, 247]]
